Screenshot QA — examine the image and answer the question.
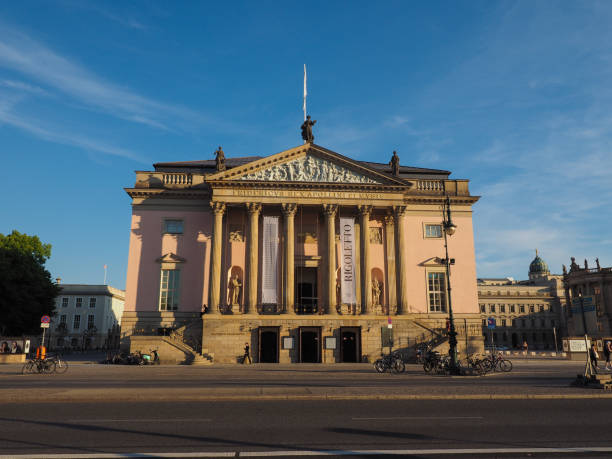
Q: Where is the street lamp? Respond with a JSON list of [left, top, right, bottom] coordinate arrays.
[[442, 195, 459, 374], [578, 291, 588, 335]]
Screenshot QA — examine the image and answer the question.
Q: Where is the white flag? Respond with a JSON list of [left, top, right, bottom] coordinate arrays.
[[303, 64, 307, 121]]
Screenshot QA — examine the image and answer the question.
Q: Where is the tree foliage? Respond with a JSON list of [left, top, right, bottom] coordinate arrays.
[[0, 231, 60, 336]]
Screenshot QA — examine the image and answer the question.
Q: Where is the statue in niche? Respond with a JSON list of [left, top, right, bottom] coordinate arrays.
[[301, 115, 317, 143], [229, 275, 242, 306], [389, 150, 400, 176], [215, 146, 226, 172], [372, 278, 382, 306], [369, 227, 382, 244]]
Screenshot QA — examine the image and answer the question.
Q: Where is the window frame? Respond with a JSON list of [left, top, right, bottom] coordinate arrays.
[[73, 315, 81, 330], [423, 223, 443, 239], [61, 297, 69, 308], [159, 268, 181, 311], [75, 297, 83, 308], [89, 297, 97, 308], [163, 219, 184, 235], [426, 269, 447, 313]]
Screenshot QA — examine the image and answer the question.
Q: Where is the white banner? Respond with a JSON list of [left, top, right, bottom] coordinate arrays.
[[261, 216, 279, 304], [340, 217, 356, 304]]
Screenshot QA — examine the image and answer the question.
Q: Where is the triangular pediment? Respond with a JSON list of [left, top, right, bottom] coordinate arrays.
[[206, 144, 410, 187], [156, 253, 186, 264]]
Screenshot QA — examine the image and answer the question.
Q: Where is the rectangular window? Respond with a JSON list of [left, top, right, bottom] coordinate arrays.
[[164, 219, 184, 234], [480, 304, 485, 313], [519, 305, 525, 313], [512, 318, 517, 327], [87, 315, 95, 329], [61, 297, 69, 308], [490, 304, 496, 313], [89, 297, 96, 308], [500, 304, 506, 313], [60, 314, 67, 324], [539, 304, 544, 312], [76, 297, 82, 308], [482, 319, 486, 326], [501, 319, 507, 327], [529, 305, 535, 313], [73, 315, 81, 330], [510, 304, 515, 313], [424, 224, 442, 238], [427, 272, 446, 313], [159, 269, 181, 311]]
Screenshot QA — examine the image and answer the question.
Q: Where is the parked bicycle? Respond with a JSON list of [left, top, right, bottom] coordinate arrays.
[[374, 351, 406, 373], [46, 353, 69, 373], [482, 353, 513, 372], [22, 358, 56, 374], [422, 350, 442, 373]]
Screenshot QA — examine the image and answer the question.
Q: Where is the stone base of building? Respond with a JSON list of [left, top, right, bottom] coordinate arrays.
[[203, 314, 483, 364], [120, 311, 202, 349]]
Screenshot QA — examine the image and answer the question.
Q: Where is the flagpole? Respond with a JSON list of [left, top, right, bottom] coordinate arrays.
[[303, 64, 307, 121], [104, 265, 107, 285]]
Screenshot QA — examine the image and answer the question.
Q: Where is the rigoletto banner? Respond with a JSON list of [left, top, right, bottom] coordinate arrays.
[[339, 217, 356, 304], [261, 216, 279, 304]]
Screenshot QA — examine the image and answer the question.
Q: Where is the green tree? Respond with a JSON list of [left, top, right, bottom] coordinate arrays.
[[0, 230, 60, 335]]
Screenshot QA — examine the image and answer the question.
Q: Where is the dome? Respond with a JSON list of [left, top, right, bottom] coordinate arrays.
[[529, 249, 549, 275]]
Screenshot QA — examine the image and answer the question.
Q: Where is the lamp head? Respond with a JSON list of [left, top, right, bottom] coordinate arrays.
[[444, 222, 457, 236]]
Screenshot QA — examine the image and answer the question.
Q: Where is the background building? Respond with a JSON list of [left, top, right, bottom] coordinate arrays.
[[122, 141, 483, 363], [51, 282, 124, 351], [478, 251, 566, 350], [563, 257, 612, 337]]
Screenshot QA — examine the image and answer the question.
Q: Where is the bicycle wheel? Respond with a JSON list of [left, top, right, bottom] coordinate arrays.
[[54, 359, 69, 374], [374, 359, 386, 373], [499, 359, 513, 372], [42, 360, 56, 374], [393, 359, 405, 374], [22, 360, 35, 374]]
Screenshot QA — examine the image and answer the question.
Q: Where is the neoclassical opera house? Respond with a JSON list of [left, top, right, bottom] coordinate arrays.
[[122, 135, 482, 363]]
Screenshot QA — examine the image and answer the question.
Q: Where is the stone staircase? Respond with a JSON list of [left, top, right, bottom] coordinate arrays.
[[167, 319, 214, 365]]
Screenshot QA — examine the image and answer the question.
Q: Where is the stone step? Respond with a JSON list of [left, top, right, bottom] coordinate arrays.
[[191, 354, 213, 365]]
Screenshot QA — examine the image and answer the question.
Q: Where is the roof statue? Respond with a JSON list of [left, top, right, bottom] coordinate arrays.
[[570, 257, 579, 272], [584, 259, 589, 270], [389, 150, 400, 176], [301, 115, 316, 143], [596, 258, 601, 270], [214, 146, 226, 172]]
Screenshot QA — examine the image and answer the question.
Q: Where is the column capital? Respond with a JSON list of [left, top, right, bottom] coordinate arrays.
[[322, 204, 338, 217], [245, 202, 262, 215], [210, 201, 226, 215], [383, 212, 395, 226], [358, 205, 373, 216], [393, 205, 407, 217], [281, 203, 298, 216]]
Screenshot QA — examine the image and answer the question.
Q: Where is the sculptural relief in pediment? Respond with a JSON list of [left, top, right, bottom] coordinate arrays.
[[239, 154, 381, 184]]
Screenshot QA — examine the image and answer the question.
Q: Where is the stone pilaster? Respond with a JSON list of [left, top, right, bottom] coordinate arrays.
[[323, 204, 338, 315], [246, 202, 262, 314], [209, 201, 226, 314], [384, 213, 397, 315], [359, 205, 373, 314], [394, 205, 408, 314], [282, 203, 297, 314]]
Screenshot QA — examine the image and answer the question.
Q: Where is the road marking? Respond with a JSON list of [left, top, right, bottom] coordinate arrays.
[[67, 418, 212, 423], [352, 416, 484, 420], [4, 446, 612, 457]]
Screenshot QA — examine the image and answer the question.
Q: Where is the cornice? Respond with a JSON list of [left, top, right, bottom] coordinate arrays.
[[125, 188, 211, 200], [403, 195, 480, 205], [207, 180, 409, 193]]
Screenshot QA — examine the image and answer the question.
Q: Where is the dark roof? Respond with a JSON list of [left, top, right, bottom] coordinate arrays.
[[153, 151, 451, 179]]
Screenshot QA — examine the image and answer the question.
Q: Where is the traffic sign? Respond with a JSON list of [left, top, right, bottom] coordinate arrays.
[[487, 317, 496, 329], [41, 315, 51, 323], [40, 323, 50, 328], [387, 317, 392, 329]]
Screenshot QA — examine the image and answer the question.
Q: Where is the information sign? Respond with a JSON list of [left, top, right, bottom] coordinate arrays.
[[40, 323, 50, 329], [487, 317, 496, 329]]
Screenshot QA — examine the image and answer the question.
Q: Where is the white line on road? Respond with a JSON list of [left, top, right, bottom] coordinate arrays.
[[352, 416, 484, 420], [67, 418, 212, 423], [3, 446, 612, 457]]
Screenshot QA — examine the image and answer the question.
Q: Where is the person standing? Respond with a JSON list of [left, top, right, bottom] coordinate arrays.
[[604, 341, 612, 371], [589, 343, 599, 374], [242, 342, 251, 365]]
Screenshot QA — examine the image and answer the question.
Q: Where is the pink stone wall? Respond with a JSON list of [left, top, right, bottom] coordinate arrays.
[[402, 210, 478, 314], [125, 209, 211, 313]]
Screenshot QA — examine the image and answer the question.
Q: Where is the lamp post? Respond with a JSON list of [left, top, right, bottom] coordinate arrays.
[[578, 291, 588, 335], [442, 195, 459, 374]]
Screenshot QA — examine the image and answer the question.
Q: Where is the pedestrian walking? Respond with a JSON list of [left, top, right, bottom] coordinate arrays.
[[589, 343, 599, 374], [604, 340, 612, 371], [242, 342, 251, 364]]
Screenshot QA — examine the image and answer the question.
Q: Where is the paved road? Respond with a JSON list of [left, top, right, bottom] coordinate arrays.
[[1, 399, 611, 457]]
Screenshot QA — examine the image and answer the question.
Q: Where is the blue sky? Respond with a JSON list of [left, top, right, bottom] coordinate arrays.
[[1, 1, 611, 289]]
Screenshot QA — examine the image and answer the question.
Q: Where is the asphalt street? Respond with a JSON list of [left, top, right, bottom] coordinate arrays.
[[1, 399, 611, 457]]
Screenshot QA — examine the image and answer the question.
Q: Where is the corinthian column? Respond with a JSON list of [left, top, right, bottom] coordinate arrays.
[[323, 204, 338, 315], [209, 201, 226, 314], [282, 203, 297, 314], [394, 205, 408, 314], [384, 213, 397, 315], [359, 205, 373, 313], [246, 202, 262, 313]]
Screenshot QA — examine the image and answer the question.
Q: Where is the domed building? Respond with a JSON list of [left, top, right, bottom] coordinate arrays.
[[529, 250, 550, 280]]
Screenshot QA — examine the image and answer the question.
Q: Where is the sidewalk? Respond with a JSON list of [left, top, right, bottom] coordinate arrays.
[[2, 360, 611, 403]]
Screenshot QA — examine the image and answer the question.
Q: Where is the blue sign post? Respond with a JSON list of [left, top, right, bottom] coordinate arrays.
[[487, 317, 496, 352]]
